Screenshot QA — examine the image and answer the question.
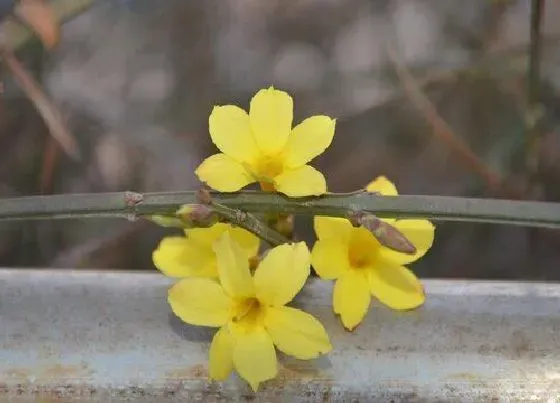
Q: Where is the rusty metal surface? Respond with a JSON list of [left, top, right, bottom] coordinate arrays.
[[1, 270, 560, 402]]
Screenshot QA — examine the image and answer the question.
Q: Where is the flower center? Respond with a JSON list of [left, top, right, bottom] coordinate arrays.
[[252, 155, 284, 190], [348, 244, 372, 268], [233, 297, 265, 327], [347, 230, 379, 269]]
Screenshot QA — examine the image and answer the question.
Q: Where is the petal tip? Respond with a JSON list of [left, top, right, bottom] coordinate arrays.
[[341, 318, 361, 332]]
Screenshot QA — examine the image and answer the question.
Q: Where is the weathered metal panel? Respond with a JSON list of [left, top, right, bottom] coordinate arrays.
[[1, 269, 560, 401]]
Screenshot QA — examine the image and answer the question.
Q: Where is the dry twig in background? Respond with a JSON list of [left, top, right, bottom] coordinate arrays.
[[0, 46, 80, 159], [384, 43, 519, 198]]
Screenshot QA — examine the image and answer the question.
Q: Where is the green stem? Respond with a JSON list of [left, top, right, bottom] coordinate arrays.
[[1, 191, 560, 229]]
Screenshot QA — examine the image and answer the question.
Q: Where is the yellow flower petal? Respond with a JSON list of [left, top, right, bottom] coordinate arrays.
[[313, 216, 353, 243], [254, 242, 310, 306], [264, 306, 331, 359], [152, 236, 216, 278], [273, 165, 326, 197], [365, 175, 399, 196], [209, 326, 234, 381], [188, 223, 259, 260], [378, 219, 435, 265], [283, 115, 336, 168], [229, 226, 260, 259], [368, 263, 425, 310], [310, 239, 350, 279], [333, 270, 371, 330], [209, 105, 259, 163], [195, 153, 254, 192], [168, 278, 231, 327], [186, 223, 230, 247], [213, 233, 255, 298], [232, 327, 277, 391], [249, 87, 293, 154]]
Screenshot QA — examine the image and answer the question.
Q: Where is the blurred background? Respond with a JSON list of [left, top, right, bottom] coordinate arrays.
[[1, 0, 560, 279]]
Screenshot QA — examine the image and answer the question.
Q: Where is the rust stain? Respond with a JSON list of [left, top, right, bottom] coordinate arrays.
[[446, 372, 483, 382], [165, 363, 208, 379], [40, 363, 93, 378], [275, 361, 332, 383], [4, 368, 31, 380], [511, 330, 531, 358]]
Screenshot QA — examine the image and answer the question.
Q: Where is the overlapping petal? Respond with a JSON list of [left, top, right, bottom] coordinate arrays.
[[195, 153, 254, 192], [229, 226, 260, 259], [283, 115, 336, 168], [311, 239, 350, 279], [254, 242, 310, 306], [232, 328, 277, 391], [187, 223, 259, 260], [168, 278, 231, 327], [152, 236, 216, 278], [213, 233, 255, 298], [209, 105, 259, 163], [265, 306, 331, 359], [313, 216, 353, 243], [186, 222, 230, 246], [333, 270, 371, 330], [273, 165, 326, 197], [249, 87, 293, 154], [368, 262, 425, 310], [209, 326, 234, 380]]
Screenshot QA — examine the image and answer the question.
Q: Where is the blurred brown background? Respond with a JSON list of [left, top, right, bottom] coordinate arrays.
[[2, 0, 560, 280]]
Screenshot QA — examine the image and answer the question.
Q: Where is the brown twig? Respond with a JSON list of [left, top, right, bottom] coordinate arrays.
[[525, 0, 545, 181], [0, 46, 80, 159], [39, 136, 59, 194], [384, 43, 519, 198]]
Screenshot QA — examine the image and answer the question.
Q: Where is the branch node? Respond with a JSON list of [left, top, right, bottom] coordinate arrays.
[[124, 191, 143, 207]]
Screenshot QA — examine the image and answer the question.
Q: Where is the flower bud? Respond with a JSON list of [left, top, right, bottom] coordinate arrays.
[[350, 211, 416, 255]]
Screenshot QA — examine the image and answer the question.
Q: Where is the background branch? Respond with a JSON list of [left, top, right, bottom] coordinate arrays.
[[525, 0, 545, 179], [384, 43, 518, 198]]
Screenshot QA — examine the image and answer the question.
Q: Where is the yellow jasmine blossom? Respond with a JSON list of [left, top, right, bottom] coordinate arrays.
[[168, 233, 332, 390], [311, 176, 435, 330], [153, 223, 259, 279], [195, 86, 336, 197]]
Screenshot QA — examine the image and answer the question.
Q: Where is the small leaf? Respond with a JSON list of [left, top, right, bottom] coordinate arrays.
[[15, 0, 60, 49], [146, 215, 191, 229]]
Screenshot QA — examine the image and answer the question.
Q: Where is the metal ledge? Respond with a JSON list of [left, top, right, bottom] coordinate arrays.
[[1, 270, 560, 401]]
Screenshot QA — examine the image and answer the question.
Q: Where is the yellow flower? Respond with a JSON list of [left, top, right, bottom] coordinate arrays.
[[311, 176, 435, 330], [195, 86, 336, 197], [168, 233, 332, 390], [153, 223, 259, 278]]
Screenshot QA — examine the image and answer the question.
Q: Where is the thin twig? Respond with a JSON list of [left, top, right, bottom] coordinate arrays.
[[528, 0, 545, 110], [526, 0, 545, 178], [0, 47, 80, 159], [39, 136, 59, 193], [0, 0, 97, 160], [384, 43, 519, 198], [0, 191, 559, 229]]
